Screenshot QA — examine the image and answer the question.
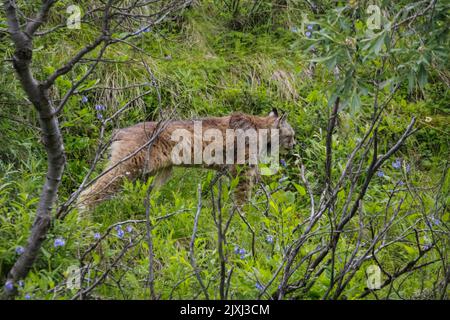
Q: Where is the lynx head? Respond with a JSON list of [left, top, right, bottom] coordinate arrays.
[[269, 108, 296, 152]]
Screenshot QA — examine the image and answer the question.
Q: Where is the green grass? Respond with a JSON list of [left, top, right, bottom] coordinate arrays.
[[0, 0, 448, 300]]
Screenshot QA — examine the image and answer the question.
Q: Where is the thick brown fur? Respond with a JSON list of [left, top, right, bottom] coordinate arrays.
[[77, 110, 295, 211]]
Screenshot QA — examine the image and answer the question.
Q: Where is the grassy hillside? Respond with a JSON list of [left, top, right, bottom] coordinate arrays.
[[0, 0, 448, 300]]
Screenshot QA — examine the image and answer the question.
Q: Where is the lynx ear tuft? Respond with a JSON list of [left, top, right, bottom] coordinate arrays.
[[269, 108, 279, 117], [276, 113, 288, 128]]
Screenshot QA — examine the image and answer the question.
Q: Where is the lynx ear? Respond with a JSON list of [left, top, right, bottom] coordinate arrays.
[[279, 112, 288, 123], [276, 112, 288, 127], [269, 108, 278, 117]]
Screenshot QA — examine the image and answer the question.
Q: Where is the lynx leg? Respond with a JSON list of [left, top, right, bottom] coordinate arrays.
[[232, 165, 258, 207], [153, 166, 173, 187]]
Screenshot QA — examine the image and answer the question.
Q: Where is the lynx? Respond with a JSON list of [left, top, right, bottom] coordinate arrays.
[[77, 109, 295, 210]]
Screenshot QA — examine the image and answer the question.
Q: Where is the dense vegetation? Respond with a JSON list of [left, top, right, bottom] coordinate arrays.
[[0, 0, 448, 300]]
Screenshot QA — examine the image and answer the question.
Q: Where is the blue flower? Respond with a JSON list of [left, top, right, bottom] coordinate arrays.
[[54, 237, 65, 248], [95, 105, 106, 121], [431, 216, 441, 226], [143, 26, 151, 33], [81, 96, 88, 103], [392, 159, 401, 169], [115, 226, 124, 239], [95, 104, 106, 112], [234, 246, 247, 259], [305, 31, 312, 38], [398, 180, 405, 186], [15, 246, 25, 255], [18, 280, 24, 288], [307, 24, 314, 30], [377, 170, 384, 177], [266, 235, 274, 244], [126, 225, 133, 233], [406, 163, 411, 173], [280, 159, 287, 167], [24, 293, 31, 300], [94, 232, 101, 240], [255, 283, 264, 291], [5, 281, 14, 292]]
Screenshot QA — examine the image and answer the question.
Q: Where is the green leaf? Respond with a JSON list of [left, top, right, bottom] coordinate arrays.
[[417, 63, 428, 89], [402, 244, 416, 256], [372, 32, 386, 55], [293, 182, 306, 196], [407, 70, 415, 93]]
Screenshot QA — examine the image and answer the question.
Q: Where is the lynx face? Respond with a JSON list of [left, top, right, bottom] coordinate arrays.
[[279, 119, 296, 152], [272, 112, 296, 153]]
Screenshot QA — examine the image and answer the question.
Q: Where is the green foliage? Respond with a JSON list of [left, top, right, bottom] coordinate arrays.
[[0, 0, 448, 300]]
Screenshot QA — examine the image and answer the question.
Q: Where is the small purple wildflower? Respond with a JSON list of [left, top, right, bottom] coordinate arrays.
[[54, 237, 65, 248], [377, 170, 384, 178], [95, 104, 106, 112], [24, 293, 31, 300], [234, 246, 247, 258], [18, 280, 24, 288], [266, 235, 274, 244], [280, 159, 287, 167], [81, 96, 88, 103], [143, 26, 151, 33], [95, 105, 106, 121], [307, 24, 314, 30], [422, 243, 432, 251], [255, 283, 264, 291], [5, 281, 14, 292], [126, 225, 133, 233], [305, 31, 312, 38], [398, 180, 405, 186], [431, 216, 441, 226], [115, 226, 124, 239], [392, 159, 401, 169], [94, 232, 101, 240], [406, 163, 411, 173], [15, 246, 25, 255]]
